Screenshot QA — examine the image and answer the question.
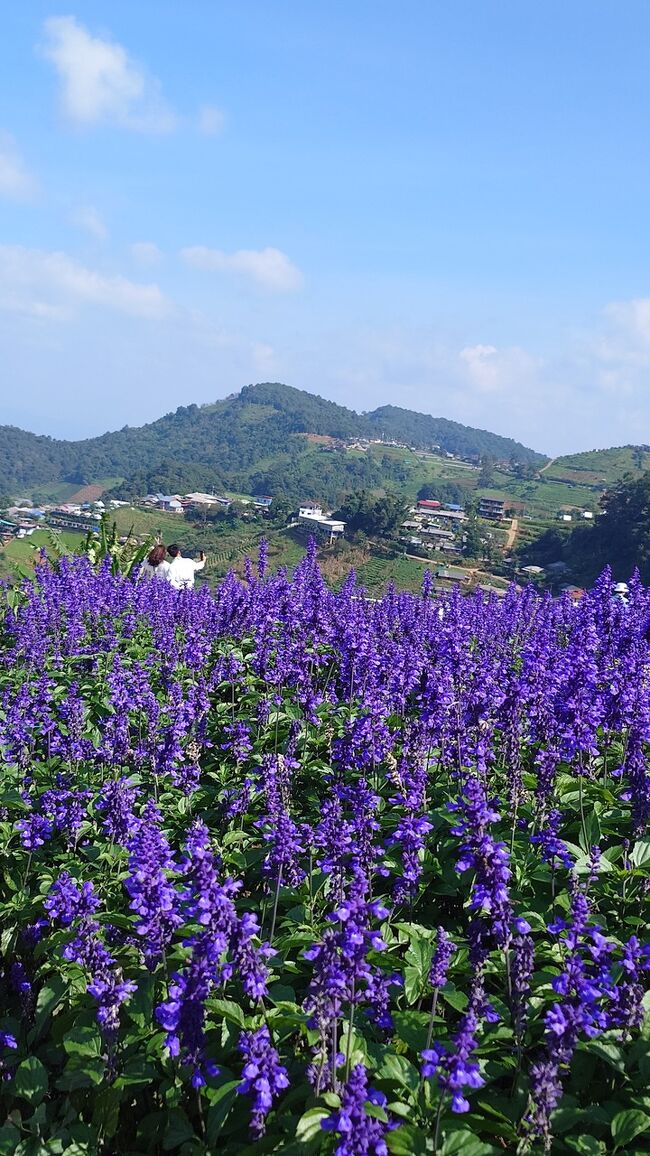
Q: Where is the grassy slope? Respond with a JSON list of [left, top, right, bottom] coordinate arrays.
[[546, 446, 650, 480], [0, 528, 85, 580]]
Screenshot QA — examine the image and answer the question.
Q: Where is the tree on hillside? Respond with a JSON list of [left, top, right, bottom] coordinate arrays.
[[462, 517, 483, 559], [478, 456, 496, 488], [334, 491, 407, 538], [417, 481, 466, 506], [590, 472, 650, 579], [518, 470, 650, 585]]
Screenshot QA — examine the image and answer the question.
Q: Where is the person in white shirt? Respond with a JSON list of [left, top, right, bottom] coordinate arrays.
[[139, 544, 173, 582], [167, 543, 206, 590]]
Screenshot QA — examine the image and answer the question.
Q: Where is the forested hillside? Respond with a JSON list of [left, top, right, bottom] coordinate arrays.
[[0, 382, 546, 502], [366, 403, 541, 460], [519, 469, 650, 584]]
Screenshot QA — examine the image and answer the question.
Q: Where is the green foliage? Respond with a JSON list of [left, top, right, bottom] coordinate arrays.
[[367, 404, 546, 465], [417, 481, 467, 505], [41, 513, 154, 577], [334, 490, 408, 537], [522, 469, 650, 585], [0, 383, 544, 504]]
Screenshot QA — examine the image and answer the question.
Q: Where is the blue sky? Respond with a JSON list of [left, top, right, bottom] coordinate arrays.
[[2, 2, 650, 453]]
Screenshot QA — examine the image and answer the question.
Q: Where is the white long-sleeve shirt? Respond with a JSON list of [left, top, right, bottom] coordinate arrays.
[[167, 555, 205, 590], [139, 560, 173, 582]]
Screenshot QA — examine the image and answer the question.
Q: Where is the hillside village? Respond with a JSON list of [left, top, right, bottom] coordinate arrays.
[[2, 389, 647, 596], [0, 455, 603, 599]]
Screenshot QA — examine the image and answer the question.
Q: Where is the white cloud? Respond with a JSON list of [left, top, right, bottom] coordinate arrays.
[[602, 297, 650, 350], [0, 132, 37, 200], [459, 343, 539, 394], [0, 246, 170, 320], [70, 205, 108, 240], [197, 105, 225, 136], [181, 245, 304, 292], [131, 241, 163, 266], [251, 341, 277, 374], [459, 343, 500, 392], [40, 16, 177, 132]]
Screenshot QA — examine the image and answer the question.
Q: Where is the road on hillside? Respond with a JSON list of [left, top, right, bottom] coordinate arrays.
[[505, 517, 519, 550]]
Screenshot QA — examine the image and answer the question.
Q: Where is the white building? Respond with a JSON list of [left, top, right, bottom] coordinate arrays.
[[185, 492, 230, 507], [298, 506, 345, 541]]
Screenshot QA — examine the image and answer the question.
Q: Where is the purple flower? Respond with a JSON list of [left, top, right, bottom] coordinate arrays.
[[422, 1002, 485, 1114], [237, 1026, 289, 1137], [96, 776, 140, 843], [44, 872, 100, 926], [257, 755, 307, 889], [387, 813, 432, 903], [322, 1063, 391, 1155], [221, 721, 253, 763], [524, 875, 617, 1146], [155, 960, 220, 1088], [304, 865, 397, 1091], [45, 876, 136, 1050], [429, 927, 456, 990], [449, 777, 513, 947], [40, 780, 91, 841], [15, 813, 53, 850], [125, 801, 182, 964], [155, 821, 273, 1085]]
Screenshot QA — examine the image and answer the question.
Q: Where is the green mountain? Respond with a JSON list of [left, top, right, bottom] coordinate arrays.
[[541, 445, 650, 488], [519, 467, 650, 585], [0, 381, 546, 504]]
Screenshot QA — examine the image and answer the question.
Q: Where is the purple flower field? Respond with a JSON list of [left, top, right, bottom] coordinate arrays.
[[2, 547, 650, 1154]]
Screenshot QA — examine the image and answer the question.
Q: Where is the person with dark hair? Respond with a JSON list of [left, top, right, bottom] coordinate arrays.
[[139, 543, 172, 582], [167, 543, 206, 590]]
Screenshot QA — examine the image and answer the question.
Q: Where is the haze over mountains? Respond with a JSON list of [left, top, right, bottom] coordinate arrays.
[[0, 382, 546, 502]]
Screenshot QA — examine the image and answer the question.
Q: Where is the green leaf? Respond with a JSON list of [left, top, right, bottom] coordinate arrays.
[[126, 974, 154, 1028], [32, 976, 68, 1039], [549, 1107, 586, 1134], [386, 1123, 429, 1154], [0, 1124, 21, 1156], [611, 1110, 650, 1151], [440, 987, 468, 1012], [13, 1057, 48, 1104], [208, 997, 246, 1028], [114, 1056, 158, 1087], [268, 983, 297, 1004], [376, 1053, 420, 1092], [205, 1081, 240, 1145], [56, 1053, 105, 1090], [580, 1039, 626, 1074], [92, 1086, 121, 1140], [629, 838, 650, 868], [163, 1109, 195, 1151], [564, 1137, 606, 1155], [62, 1026, 103, 1057], [440, 1132, 498, 1155], [393, 1011, 430, 1053], [404, 966, 426, 1005], [295, 1107, 329, 1143]]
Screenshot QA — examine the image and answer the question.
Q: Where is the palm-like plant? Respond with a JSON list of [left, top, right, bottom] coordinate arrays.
[[30, 514, 154, 578]]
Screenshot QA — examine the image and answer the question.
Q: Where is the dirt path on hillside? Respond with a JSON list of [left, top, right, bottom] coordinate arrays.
[[504, 517, 519, 550], [539, 458, 556, 475]]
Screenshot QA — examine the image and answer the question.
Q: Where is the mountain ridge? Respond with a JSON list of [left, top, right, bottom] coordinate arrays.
[[0, 382, 547, 501]]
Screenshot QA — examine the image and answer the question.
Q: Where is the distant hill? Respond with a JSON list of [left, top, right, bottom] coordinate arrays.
[[518, 464, 650, 585], [542, 445, 650, 488], [0, 382, 546, 503], [366, 404, 540, 462]]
